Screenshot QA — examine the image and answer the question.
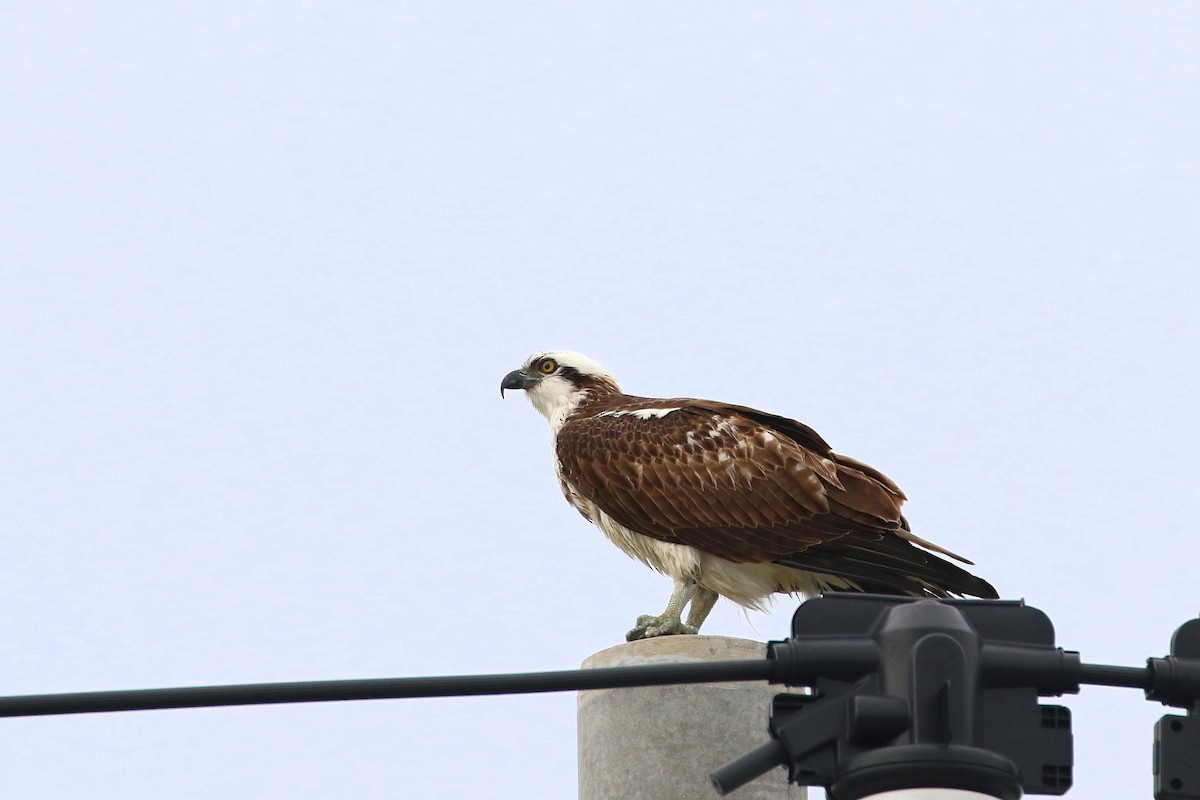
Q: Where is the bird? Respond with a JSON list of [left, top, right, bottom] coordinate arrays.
[[501, 351, 998, 641]]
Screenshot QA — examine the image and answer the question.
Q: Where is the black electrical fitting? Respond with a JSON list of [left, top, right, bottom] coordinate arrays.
[[713, 595, 1078, 799], [1150, 618, 1200, 799]]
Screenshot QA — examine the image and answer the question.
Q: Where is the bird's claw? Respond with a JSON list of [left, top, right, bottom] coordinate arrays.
[[626, 614, 699, 641]]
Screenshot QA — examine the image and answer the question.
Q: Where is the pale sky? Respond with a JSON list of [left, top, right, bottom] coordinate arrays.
[[2, 3, 1198, 798]]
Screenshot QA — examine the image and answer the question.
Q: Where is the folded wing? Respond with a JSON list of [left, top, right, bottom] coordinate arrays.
[[555, 400, 997, 599]]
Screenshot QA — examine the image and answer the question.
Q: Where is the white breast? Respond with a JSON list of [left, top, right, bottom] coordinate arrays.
[[558, 474, 700, 578]]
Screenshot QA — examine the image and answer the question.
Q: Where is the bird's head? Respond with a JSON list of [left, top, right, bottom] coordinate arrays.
[[501, 351, 621, 425]]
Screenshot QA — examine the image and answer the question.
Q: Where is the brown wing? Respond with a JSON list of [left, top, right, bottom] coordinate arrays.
[[556, 399, 997, 599], [555, 402, 906, 560]]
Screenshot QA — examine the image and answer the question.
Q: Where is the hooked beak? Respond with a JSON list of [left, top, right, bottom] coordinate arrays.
[[501, 369, 538, 398]]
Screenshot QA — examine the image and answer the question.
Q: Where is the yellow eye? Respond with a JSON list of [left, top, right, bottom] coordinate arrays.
[[539, 358, 558, 374]]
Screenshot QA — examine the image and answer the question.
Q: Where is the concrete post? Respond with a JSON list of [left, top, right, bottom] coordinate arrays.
[[578, 635, 805, 800]]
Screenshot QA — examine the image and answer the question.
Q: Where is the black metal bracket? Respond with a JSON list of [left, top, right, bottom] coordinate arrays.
[[1151, 618, 1200, 799], [713, 595, 1075, 799]]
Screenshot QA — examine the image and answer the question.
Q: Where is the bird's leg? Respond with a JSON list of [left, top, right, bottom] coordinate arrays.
[[685, 587, 719, 631], [627, 578, 700, 641]]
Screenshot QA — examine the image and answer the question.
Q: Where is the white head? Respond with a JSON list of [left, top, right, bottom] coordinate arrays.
[[500, 351, 621, 430]]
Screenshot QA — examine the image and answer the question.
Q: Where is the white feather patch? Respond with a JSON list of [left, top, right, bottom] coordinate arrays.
[[597, 407, 682, 419]]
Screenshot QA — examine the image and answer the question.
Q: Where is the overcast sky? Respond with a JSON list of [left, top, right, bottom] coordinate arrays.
[[2, 3, 1198, 798]]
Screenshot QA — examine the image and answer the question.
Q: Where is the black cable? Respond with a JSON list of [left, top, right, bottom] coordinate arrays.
[[0, 659, 775, 718], [1078, 663, 1150, 689], [0, 651, 1169, 720]]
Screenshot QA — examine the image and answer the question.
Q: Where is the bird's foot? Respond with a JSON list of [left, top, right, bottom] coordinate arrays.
[[626, 614, 699, 642]]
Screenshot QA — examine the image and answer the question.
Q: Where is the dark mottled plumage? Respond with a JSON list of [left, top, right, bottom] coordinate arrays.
[[556, 394, 997, 599]]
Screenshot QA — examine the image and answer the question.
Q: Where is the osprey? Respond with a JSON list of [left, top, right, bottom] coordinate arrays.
[[502, 351, 997, 641]]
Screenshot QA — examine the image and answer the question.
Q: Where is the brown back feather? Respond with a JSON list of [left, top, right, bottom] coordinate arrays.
[[555, 394, 997, 599]]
